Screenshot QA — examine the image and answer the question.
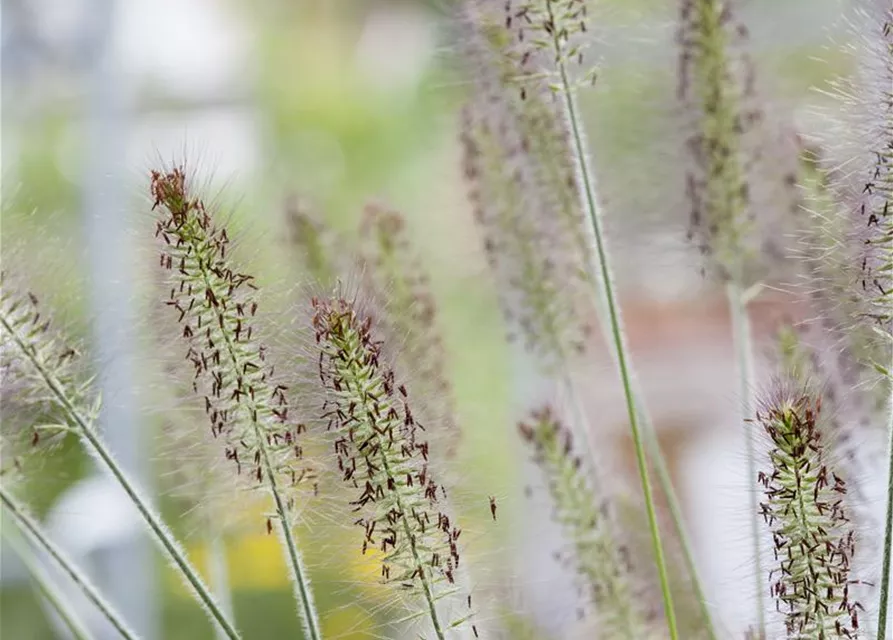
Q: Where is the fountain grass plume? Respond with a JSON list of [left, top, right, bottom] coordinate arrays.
[[359, 203, 459, 450], [0, 300, 130, 639], [0, 273, 98, 446], [150, 166, 321, 640], [519, 405, 657, 640], [285, 196, 344, 287], [471, 1, 680, 636], [755, 380, 862, 638], [307, 289, 476, 639], [0, 271, 241, 638], [807, 7, 893, 634], [794, 145, 886, 512], [841, 7, 893, 636], [675, 1, 782, 628], [676, 0, 765, 284], [459, 1, 596, 368]]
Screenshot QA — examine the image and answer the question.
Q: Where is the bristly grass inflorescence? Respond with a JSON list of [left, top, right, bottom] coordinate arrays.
[[0, 274, 97, 447], [519, 406, 656, 639], [284, 196, 344, 287], [459, 0, 596, 368], [850, 7, 893, 360], [677, 0, 763, 284], [150, 167, 321, 639], [359, 204, 459, 449], [755, 382, 861, 638], [151, 167, 312, 497], [1, 270, 241, 639], [309, 292, 475, 639]]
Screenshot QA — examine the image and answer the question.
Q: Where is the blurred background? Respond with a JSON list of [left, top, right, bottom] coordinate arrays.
[[0, 0, 875, 638]]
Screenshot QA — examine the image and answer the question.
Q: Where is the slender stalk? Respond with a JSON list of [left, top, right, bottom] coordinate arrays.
[[207, 533, 234, 640], [726, 280, 764, 633], [582, 249, 718, 639], [637, 388, 717, 640], [259, 443, 321, 640], [0, 486, 137, 640], [79, 427, 241, 640], [2, 523, 93, 640], [0, 312, 241, 640], [878, 394, 893, 640], [552, 50, 679, 640]]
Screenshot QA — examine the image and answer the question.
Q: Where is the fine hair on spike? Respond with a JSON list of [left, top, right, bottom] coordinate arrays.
[[676, 0, 766, 284], [518, 405, 658, 639], [308, 287, 475, 639], [283, 195, 346, 287], [755, 379, 862, 638], [150, 165, 322, 640], [359, 203, 460, 452]]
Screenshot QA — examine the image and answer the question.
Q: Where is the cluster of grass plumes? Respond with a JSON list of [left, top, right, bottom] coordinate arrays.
[[519, 406, 656, 639], [8, 1, 893, 638], [755, 383, 862, 638]]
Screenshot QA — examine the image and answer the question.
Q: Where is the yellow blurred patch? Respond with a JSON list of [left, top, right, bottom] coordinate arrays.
[[166, 530, 289, 595]]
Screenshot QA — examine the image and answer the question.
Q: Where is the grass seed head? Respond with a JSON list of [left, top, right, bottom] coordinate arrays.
[[755, 381, 862, 638], [309, 291, 475, 635], [151, 166, 314, 516], [519, 405, 656, 638]]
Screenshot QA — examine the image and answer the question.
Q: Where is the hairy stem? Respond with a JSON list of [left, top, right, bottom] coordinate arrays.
[[550, 41, 679, 640], [583, 258, 717, 639], [0, 312, 241, 640], [261, 443, 321, 640], [879, 395, 893, 640], [207, 532, 234, 640], [2, 519, 93, 640], [726, 280, 764, 633], [1, 486, 137, 640]]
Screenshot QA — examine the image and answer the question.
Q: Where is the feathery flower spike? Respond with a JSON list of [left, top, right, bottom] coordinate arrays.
[[756, 382, 861, 638], [310, 292, 473, 639], [519, 406, 656, 639], [0, 273, 239, 638], [151, 167, 321, 640], [359, 204, 459, 449], [459, 1, 596, 368]]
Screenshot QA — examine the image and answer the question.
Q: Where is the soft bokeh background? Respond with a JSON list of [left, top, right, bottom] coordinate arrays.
[[0, 0, 874, 638]]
